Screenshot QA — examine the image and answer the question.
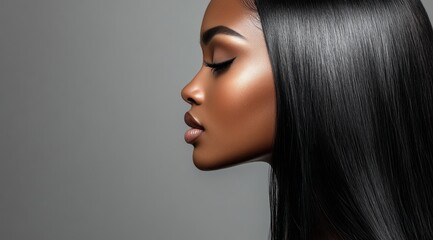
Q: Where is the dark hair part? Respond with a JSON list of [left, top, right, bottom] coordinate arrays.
[[243, 0, 433, 239]]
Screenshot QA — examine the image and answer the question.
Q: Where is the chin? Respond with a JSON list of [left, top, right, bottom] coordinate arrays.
[[192, 150, 269, 171], [191, 146, 224, 170], [192, 159, 218, 171], [192, 155, 232, 171]]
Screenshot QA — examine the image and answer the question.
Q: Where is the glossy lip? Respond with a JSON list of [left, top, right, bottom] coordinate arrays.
[[184, 112, 205, 130]]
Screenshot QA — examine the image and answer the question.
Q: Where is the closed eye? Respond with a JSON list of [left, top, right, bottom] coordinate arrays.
[[204, 57, 236, 75]]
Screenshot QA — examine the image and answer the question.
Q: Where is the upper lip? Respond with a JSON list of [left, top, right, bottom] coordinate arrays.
[[184, 112, 204, 130]]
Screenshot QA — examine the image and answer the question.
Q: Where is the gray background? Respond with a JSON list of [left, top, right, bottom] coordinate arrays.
[[0, 1, 432, 240]]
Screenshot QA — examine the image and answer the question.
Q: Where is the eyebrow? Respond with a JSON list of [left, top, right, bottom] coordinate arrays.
[[201, 25, 247, 45]]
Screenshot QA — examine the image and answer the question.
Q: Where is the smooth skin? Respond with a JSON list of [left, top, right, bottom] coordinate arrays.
[[181, 1, 339, 238], [181, 0, 276, 170]]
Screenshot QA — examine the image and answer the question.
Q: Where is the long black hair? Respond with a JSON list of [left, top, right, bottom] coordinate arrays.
[[243, 0, 433, 239]]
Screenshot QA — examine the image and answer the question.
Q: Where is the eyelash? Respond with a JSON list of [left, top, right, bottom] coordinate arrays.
[[204, 57, 236, 75]]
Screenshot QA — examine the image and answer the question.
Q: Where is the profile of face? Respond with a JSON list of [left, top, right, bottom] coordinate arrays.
[[181, 0, 275, 170]]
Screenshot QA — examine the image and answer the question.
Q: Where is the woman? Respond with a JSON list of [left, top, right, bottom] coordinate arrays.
[[182, 0, 433, 239]]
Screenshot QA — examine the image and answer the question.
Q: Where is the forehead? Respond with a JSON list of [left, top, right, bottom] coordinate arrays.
[[201, 0, 255, 34]]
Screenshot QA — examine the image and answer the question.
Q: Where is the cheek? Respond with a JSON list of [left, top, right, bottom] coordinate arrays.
[[195, 63, 275, 168], [213, 61, 275, 133], [212, 75, 273, 137]]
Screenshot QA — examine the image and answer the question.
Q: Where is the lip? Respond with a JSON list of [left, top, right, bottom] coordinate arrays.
[[184, 112, 204, 130], [184, 112, 204, 144]]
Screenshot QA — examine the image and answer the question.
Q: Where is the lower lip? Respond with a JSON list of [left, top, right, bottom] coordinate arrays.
[[184, 128, 204, 144]]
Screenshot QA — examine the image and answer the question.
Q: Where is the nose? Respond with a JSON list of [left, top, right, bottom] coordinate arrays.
[[181, 70, 205, 105]]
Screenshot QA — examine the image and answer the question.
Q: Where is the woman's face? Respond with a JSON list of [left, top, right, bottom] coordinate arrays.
[[181, 0, 275, 170]]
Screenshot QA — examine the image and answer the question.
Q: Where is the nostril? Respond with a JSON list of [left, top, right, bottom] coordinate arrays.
[[187, 97, 197, 105]]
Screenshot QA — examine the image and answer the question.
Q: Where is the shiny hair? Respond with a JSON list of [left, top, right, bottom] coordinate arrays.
[[243, 0, 433, 239]]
